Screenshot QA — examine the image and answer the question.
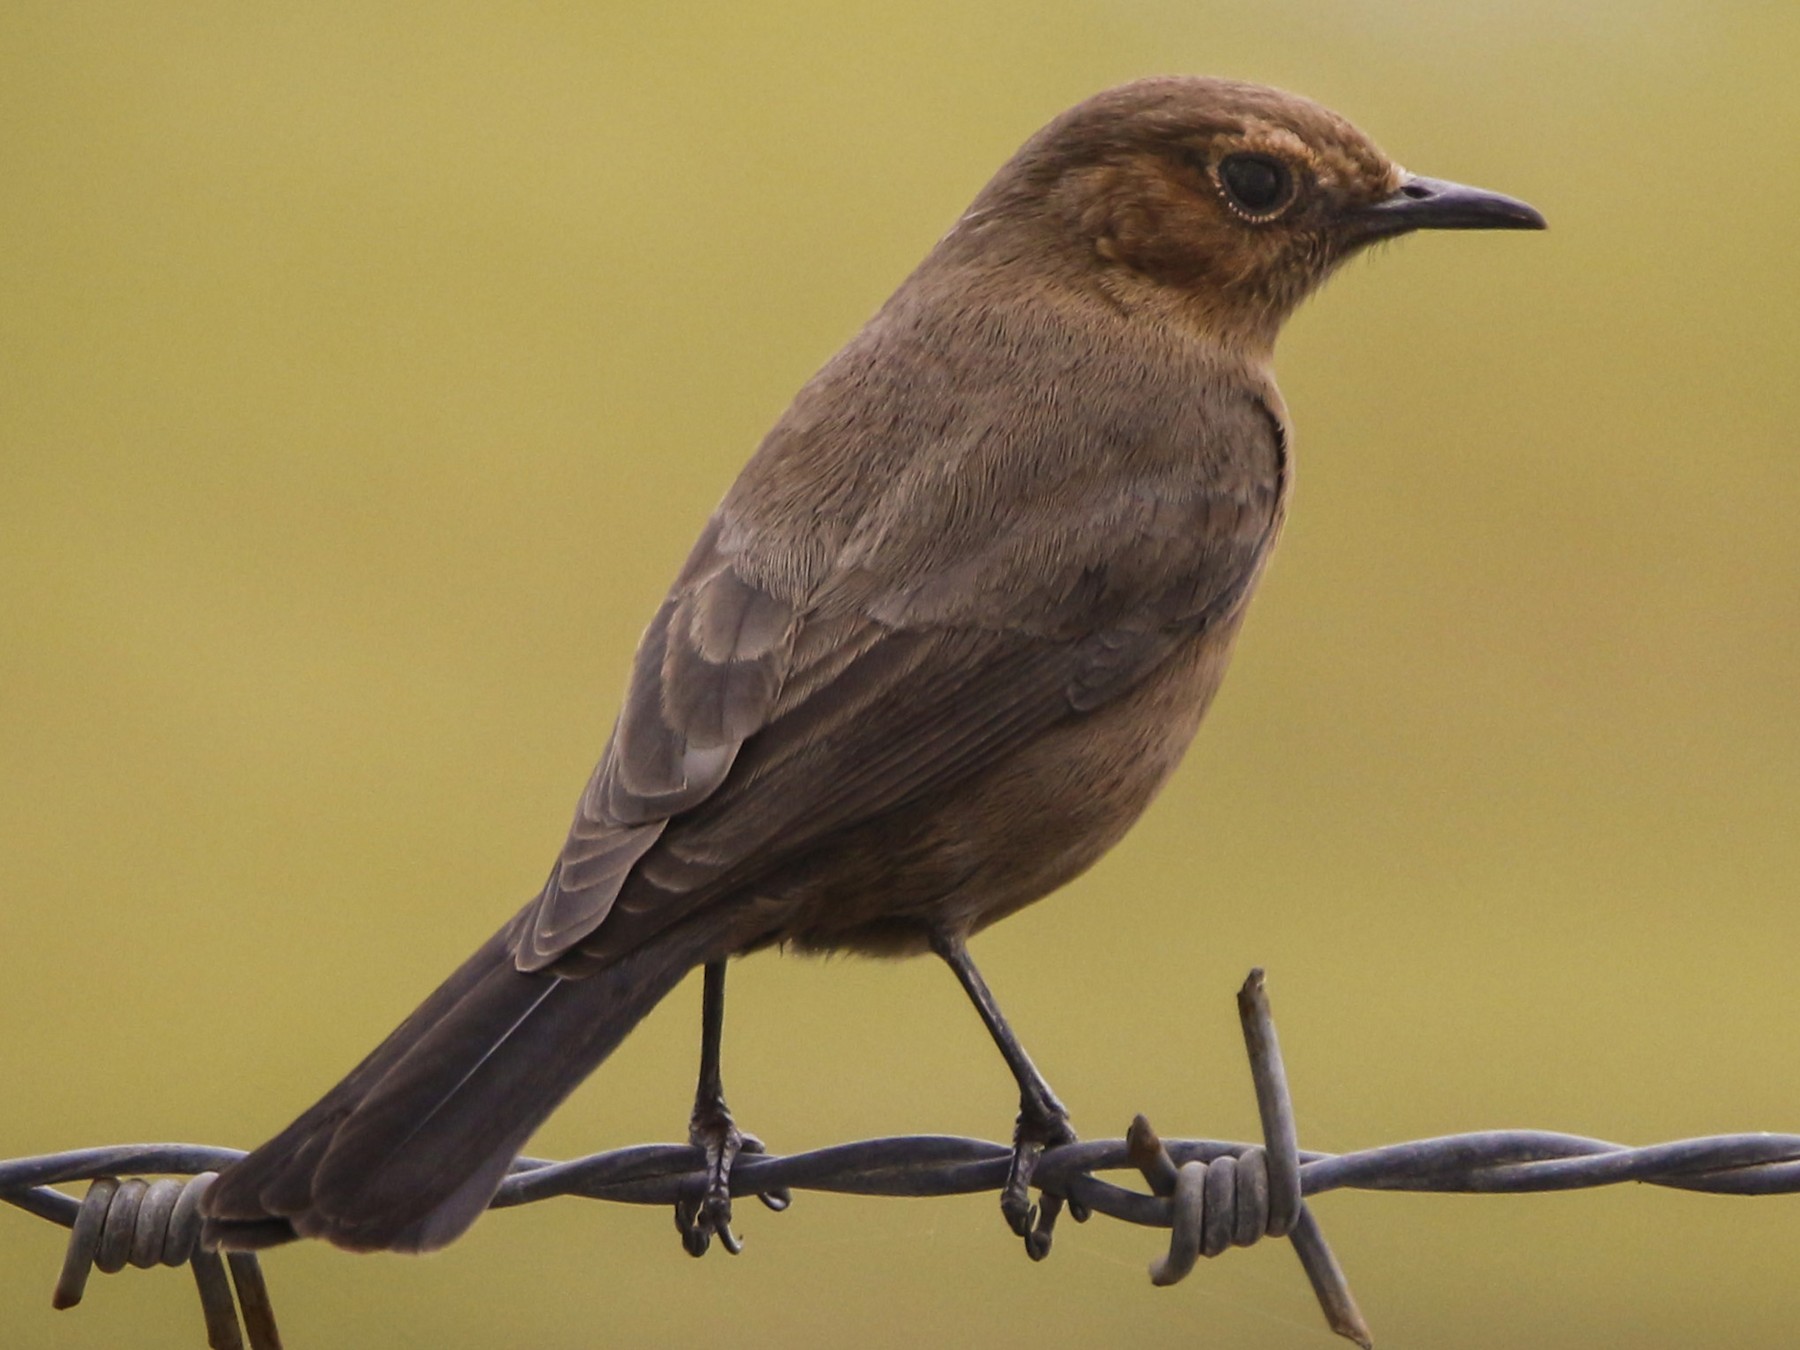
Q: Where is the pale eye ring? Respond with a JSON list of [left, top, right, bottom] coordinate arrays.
[[1216, 153, 1296, 219]]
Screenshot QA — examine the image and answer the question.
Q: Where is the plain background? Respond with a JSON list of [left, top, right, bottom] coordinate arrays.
[[4, 3, 1799, 1346]]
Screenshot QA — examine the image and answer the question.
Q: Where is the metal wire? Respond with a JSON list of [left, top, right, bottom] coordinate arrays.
[[19, 1168, 280, 1350], [6, 968, 1799, 1349]]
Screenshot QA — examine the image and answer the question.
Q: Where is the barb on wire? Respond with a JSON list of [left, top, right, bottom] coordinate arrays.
[[6, 969, 1799, 1350]]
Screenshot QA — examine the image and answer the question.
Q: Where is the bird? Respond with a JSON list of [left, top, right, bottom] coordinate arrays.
[[200, 75, 1545, 1260]]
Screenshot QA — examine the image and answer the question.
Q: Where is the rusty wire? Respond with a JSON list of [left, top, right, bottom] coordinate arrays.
[[6, 969, 1800, 1349]]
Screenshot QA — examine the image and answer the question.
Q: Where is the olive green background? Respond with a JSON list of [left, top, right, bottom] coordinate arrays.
[[4, 3, 1798, 1347]]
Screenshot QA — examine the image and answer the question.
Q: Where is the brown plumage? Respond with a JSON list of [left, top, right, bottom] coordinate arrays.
[[200, 76, 1543, 1257]]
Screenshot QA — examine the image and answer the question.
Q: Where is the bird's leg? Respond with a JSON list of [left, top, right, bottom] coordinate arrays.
[[675, 959, 788, 1257], [676, 960, 745, 1255], [930, 931, 1081, 1257]]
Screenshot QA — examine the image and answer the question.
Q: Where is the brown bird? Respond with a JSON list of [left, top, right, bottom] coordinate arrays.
[[200, 76, 1544, 1258]]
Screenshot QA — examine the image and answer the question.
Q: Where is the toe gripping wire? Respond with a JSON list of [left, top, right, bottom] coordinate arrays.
[[16, 1163, 278, 1350]]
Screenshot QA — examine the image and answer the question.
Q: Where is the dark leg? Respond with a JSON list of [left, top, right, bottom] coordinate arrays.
[[677, 961, 742, 1255], [675, 960, 787, 1256], [930, 931, 1081, 1258]]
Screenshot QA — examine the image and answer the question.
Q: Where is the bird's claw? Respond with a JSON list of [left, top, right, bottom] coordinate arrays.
[[677, 1102, 745, 1256], [676, 1107, 791, 1256], [1004, 1104, 1079, 1259]]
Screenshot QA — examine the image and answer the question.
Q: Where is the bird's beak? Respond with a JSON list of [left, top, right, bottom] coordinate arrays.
[[1351, 174, 1547, 242]]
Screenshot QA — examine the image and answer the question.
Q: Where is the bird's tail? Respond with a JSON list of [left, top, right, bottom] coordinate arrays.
[[201, 906, 726, 1253]]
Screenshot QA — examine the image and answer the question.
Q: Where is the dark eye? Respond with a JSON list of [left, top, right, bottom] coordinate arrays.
[[1217, 153, 1295, 218]]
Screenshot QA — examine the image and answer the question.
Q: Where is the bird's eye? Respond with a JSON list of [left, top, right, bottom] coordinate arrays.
[[1216, 153, 1295, 219]]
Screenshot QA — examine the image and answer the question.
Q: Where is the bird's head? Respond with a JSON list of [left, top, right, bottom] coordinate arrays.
[[955, 77, 1545, 352]]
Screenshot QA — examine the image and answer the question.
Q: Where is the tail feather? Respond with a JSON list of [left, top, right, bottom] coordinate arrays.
[[202, 905, 729, 1253]]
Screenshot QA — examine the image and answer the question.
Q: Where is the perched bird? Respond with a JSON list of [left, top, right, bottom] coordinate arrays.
[[201, 76, 1544, 1259]]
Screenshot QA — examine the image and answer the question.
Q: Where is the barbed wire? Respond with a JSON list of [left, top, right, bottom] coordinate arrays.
[[6, 969, 1799, 1349]]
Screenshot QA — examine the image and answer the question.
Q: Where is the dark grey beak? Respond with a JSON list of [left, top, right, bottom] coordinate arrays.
[[1352, 174, 1547, 242]]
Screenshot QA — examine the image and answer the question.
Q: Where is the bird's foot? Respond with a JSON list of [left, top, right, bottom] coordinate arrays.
[[676, 1100, 790, 1256], [677, 1099, 744, 1256], [1004, 1100, 1086, 1260]]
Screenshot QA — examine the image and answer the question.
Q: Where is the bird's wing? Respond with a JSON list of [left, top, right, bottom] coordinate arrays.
[[513, 395, 1284, 971], [511, 516, 791, 969]]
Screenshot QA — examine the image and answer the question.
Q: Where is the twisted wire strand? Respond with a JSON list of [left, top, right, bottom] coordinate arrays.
[[20, 1169, 280, 1350], [6, 970, 1799, 1349]]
